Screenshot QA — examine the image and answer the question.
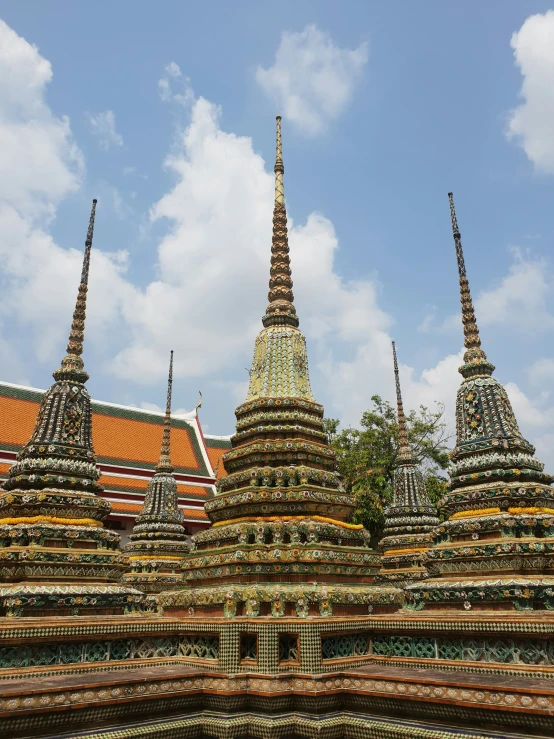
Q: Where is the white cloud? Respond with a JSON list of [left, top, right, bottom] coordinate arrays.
[[158, 62, 194, 106], [86, 110, 123, 150], [256, 24, 368, 136], [504, 381, 553, 428], [534, 433, 554, 468], [528, 358, 554, 386], [0, 202, 135, 366], [0, 19, 83, 221], [507, 11, 554, 173], [3, 20, 554, 480], [105, 90, 464, 451], [0, 20, 133, 378], [474, 248, 554, 332], [109, 185, 134, 219], [425, 249, 554, 339]]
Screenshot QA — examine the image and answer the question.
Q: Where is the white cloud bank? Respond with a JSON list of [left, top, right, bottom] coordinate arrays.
[[2, 17, 554, 473], [158, 62, 194, 106], [507, 10, 554, 173], [419, 248, 554, 339], [108, 85, 461, 437], [0, 19, 132, 374], [86, 110, 123, 150], [0, 19, 83, 221], [256, 25, 368, 136]]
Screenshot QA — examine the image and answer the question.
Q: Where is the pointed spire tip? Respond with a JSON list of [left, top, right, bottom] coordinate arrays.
[[391, 341, 412, 463], [448, 192, 494, 376], [157, 350, 174, 472], [262, 115, 298, 328], [54, 199, 98, 382]]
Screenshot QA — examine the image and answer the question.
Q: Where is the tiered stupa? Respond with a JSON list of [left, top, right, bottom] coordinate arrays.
[[376, 341, 439, 585], [0, 200, 151, 617], [407, 193, 554, 611], [123, 351, 189, 593], [162, 117, 402, 622]]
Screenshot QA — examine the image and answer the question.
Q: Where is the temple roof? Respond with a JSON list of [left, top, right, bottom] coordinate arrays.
[[0, 380, 231, 526]]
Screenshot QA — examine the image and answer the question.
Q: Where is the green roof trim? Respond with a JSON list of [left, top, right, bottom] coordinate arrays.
[[0, 384, 43, 403], [0, 443, 22, 454], [204, 437, 232, 450]]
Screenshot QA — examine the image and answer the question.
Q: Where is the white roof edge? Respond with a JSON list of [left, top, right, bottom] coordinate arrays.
[[204, 434, 232, 442], [191, 414, 215, 478]]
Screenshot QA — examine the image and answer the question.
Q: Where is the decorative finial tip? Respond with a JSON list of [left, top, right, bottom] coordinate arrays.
[[92, 198, 98, 204]]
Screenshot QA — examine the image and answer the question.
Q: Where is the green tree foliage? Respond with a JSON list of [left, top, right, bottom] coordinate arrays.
[[324, 395, 451, 547]]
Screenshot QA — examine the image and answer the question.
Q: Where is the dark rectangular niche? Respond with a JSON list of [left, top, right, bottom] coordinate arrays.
[[240, 632, 258, 662], [278, 632, 299, 664]]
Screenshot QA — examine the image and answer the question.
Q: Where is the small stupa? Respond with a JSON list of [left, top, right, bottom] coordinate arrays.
[[406, 193, 554, 611], [123, 351, 189, 594], [376, 341, 439, 585], [0, 200, 152, 617]]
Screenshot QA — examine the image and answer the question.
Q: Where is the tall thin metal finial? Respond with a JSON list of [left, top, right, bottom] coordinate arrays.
[[157, 350, 174, 472], [392, 341, 412, 463], [448, 193, 493, 377], [263, 116, 298, 328], [54, 199, 97, 383], [275, 115, 284, 205]]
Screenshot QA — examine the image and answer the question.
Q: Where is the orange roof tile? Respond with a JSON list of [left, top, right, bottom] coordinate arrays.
[[0, 395, 36, 447], [181, 507, 209, 521], [99, 474, 211, 500], [0, 383, 213, 529], [205, 445, 229, 479], [0, 383, 211, 476], [93, 414, 201, 471], [109, 501, 142, 514]]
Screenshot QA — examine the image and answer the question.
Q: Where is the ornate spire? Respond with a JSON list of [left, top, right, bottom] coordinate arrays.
[[0, 198, 154, 615], [448, 193, 494, 378], [376, 342, 439, 586], [54, 199, 97, 384], [392, 341, 412, 464], [124, 351, 188, 593], [157, 351, 174, 472], [263, 116, 298, 329]]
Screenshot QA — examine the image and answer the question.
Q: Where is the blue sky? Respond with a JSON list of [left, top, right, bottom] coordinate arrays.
[[1, 2, 554, 467]]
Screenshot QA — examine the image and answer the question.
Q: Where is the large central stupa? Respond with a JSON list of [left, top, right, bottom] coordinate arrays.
[[161, 118, 402, 627]]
